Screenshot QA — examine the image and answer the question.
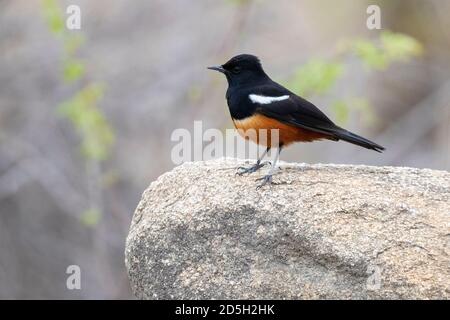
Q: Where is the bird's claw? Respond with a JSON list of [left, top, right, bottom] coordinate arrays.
[[256, 174, 273, 190], [235, 162, 266, 176]]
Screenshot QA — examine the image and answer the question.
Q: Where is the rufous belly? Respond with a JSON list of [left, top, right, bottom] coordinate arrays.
[[232, 114, 328, 147]]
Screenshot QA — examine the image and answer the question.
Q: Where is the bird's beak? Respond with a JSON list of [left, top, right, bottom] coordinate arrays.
[[207, 65, 226, 74]]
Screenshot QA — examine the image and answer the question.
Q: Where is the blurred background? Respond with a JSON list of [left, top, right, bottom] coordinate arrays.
[[0, 0, 448, 299]]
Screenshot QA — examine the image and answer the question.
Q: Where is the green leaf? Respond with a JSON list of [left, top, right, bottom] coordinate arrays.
[[41, 0, 65, 35], [350, 31, 423, 70], [63, 59, 85, 82], [59, 83, 115, 161], [352, 39, 387, 70], [330, 98, 377, 127], [331, 100, 350, 125], [283, 59, 344, 97], [80, 208, 101, 227], [380, 31, 423, 61]]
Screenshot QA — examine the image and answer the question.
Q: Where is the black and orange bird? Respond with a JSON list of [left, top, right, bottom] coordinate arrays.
[[208, 54, 384, 188]]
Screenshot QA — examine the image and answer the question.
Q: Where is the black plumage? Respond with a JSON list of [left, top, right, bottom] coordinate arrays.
[[208, 54, 384, 188]]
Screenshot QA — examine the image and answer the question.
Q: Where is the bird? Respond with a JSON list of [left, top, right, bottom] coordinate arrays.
[[208, 54, 384, 189]]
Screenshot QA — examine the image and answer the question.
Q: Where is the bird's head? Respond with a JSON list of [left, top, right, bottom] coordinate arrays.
[[208, 54, 268, 87]]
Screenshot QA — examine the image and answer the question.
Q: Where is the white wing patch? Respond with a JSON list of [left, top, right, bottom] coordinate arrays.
[[249, 94, 290, 104]]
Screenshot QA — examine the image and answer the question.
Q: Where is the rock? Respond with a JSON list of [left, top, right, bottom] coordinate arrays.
[[125, 158, 450, 299]]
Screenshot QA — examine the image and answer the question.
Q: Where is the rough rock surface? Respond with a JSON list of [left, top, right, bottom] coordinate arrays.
[[125, 158, 450, 299]]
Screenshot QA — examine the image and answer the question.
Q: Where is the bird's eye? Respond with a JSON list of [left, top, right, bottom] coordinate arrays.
[[232, 66, 241, 74]]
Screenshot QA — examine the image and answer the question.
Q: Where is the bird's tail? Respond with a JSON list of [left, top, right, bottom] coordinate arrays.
[[332, 127, 385, 152]]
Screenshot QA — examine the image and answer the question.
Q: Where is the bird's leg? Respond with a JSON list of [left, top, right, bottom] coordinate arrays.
[[236, 147, 270, 176], [256, 147, 282, 189]]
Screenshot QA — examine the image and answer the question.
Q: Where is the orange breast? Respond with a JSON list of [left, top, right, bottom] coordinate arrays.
[[233, 114, 328, 147]]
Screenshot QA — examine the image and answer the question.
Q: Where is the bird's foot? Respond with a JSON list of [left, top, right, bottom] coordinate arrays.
[[256, 174, 273, 190], [236, 162, 268, 176]]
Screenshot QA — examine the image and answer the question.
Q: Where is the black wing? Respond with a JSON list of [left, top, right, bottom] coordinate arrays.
[[252, 82, 385, 152], [252, 82, 339, 135]]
